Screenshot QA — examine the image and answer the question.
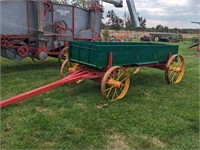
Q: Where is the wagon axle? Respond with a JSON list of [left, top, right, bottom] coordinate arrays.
[[107, 79, 124, 88]]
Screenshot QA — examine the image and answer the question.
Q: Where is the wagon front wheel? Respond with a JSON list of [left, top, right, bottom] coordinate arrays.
[[165, 54, 185, 84], [101, 66, 130, 101], [60, 59, 78, 78]]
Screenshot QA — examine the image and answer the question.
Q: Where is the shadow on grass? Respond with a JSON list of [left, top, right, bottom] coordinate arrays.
[[131, 71, 166, 86], [1, 61, 60, 74]]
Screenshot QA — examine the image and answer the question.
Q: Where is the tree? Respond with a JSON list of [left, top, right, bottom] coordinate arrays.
[[156, 24, 164, 32], [102, 29, 110, 41], [106, 10, 123, 30], [163, 26, 169, 32], [106, 10, 117, 29], [124, 13, 146, 31], [71, 0, 89, 9], [138, 16, 146, 30], [125, 15, 133, 30], [51, 0, 69, 4]]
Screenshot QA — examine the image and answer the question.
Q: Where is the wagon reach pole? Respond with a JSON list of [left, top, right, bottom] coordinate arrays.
[[0, 69, 102, 108]]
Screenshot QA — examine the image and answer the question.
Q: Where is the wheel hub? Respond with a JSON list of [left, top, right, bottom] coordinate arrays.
[[107, 79, 123, 88], [169, 67, 182, 72]]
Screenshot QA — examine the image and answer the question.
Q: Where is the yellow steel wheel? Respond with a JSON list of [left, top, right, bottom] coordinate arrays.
[[154, 36, 159, 42], [133, 67, 141, 74], [58, 47, 68, 64], [165, 54, 185, 84], [60, 59, 78, 78], [101, 66, 130, 101]]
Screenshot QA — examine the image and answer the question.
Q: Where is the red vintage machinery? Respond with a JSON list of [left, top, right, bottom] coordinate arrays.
[[0, 0, 102, 61], [0, 0, 140, 62]]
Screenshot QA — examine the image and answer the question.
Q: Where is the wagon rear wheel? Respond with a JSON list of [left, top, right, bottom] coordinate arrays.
[[101, 66, 130, 101], [60, 59, 78, 78], [58, 47, 68, 64], [165, 54, 185, 84]]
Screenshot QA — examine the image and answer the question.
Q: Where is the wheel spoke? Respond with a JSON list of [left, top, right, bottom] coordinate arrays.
[[106, 86, 114, 98], [117, 70, 125, 81], [170, 73, 177, 83], [168, 70, 174, 78], [115, 89, 119, 98], [120, 76, 128, 83], [178, 62, 183, 69], [112, 88, 117, 101], [105, 86, 113, 92]]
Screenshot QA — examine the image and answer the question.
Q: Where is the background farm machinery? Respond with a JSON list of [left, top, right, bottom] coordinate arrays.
[[0, 0, 140, 61], [140, 33, 183, 42]]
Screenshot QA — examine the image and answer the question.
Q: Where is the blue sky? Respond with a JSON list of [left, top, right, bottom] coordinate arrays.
[[102, 0, 200, 29]]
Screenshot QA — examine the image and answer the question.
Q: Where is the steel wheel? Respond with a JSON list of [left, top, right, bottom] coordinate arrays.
[[60, 59, 78, 78], [58, 47, 68, 64], [101, 66, 130, 101], [154, 36, 159, 42], [133, 67, 141, 74], [165, 54, 185, 84]]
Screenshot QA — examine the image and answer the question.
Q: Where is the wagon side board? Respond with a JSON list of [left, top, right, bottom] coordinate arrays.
[[68, 41, 179, 69]]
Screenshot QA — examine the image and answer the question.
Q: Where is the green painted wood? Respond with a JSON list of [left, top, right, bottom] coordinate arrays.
[[68, 41, 179, 70]]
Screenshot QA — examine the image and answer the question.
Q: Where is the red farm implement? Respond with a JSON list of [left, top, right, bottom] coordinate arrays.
[[0, 0, 140, 61], [0, 41, 185, 108]]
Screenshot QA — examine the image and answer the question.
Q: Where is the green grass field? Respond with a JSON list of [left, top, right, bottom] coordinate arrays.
[[1, 43, 199, 149]]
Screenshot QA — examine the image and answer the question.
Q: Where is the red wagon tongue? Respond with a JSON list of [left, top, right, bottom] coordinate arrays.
[[0, 69, 102, 108]]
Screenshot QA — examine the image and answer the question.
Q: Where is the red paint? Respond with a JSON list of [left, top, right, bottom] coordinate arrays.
[[0, 68, 103, 108]]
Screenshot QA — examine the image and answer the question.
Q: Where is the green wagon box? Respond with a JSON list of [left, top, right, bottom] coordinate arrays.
[[68, 41, 179, 70]]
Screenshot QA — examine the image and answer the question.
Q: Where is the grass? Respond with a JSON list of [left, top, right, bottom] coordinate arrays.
[[1, 42, 199, 149]]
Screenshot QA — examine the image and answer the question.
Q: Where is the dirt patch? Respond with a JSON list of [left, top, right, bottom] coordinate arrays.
[[35, 106, 55, 116], [42, 141, 56, 147], [151, 137, 166, 148], [142, 135, 166, 148], [74, 103, 87, 109], [106, 132, 130, 150]]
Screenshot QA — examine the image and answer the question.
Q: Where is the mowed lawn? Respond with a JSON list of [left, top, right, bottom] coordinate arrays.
[[1, 42, 199, 149]]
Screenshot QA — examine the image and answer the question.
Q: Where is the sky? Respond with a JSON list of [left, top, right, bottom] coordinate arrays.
[[102, 0, 200, 29]]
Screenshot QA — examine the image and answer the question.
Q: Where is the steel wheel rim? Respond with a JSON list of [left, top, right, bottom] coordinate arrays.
[[60, 59, 78, 78], [101, 66, 130, 101], [60, 59, 70, 78], [165, 54, 185, 84], [58, 47, 68, 64], [154, 37, 159, 42]]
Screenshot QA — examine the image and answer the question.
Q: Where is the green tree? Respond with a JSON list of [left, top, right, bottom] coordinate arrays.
[[125, 15, 132, 30], [163, 26, 169, 32], [106, 10, 117, 29], [71, 0, 89, 9], [106, 10, 123, 30], [51, 0, 69, 4], [102, 29, 110, 41], [125, 13, 146, 30], [156, 24, 164, 32], [138, 16, 146, 30]]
